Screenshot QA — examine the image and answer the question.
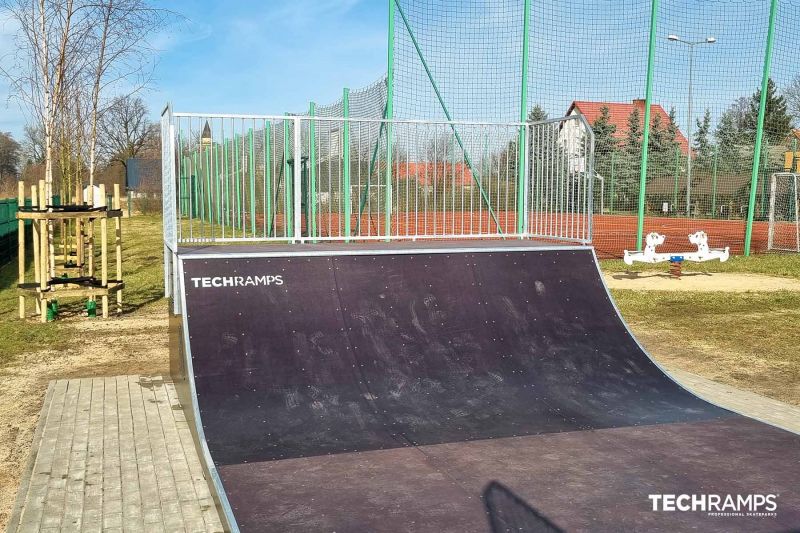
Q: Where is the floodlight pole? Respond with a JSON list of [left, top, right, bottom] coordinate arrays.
[[667, 35, 715, 217], [744, 0, 778, 256], [636, 0, 659, 251]]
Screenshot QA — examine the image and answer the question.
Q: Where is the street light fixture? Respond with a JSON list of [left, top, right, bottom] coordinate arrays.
[[667, 34, 716, 216]]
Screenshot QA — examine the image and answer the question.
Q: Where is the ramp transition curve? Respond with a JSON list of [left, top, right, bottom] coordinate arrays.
[[171, 242, 800, 532]]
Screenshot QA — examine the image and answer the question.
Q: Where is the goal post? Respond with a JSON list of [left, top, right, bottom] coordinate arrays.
[[768, 172, 800, 252]]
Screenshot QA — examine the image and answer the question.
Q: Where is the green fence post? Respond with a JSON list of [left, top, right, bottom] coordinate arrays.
[[386, 0, 395, 241], [214, 133, 221, 223], [673, 145, 680, 214], [265, 122, 272, 237], [637, 0, 659, 250], [234, 133, 241, 231], [193, 151, 202, 222], [284, 119, 292, 238], [204, 146, 212, 227], [223, 138, 229, 227], [745, 0, 778, 256], [516, 0, 531, 236], [249, 127, 256, 236], [711, 145, 718, 217], [342, 90, 351, 241], [609, 153, 615, 214]]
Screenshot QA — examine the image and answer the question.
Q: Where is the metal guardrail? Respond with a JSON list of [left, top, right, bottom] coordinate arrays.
[[161, 108, 594, 248]]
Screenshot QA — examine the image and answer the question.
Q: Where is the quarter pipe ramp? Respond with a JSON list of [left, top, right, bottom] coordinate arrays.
[[171, 242, 800, 532]]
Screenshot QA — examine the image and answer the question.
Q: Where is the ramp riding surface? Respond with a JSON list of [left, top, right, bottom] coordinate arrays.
[[175, 243, 800, 532]]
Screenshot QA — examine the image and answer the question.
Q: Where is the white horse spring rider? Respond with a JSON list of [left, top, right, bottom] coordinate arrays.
[[623, 231, 730, 265]]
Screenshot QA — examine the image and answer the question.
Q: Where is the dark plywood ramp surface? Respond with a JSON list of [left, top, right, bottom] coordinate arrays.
[[179, 245, 800, 532]]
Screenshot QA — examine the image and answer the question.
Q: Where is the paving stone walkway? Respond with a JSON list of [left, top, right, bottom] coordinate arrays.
[[669, 368, 800, 434], [7, 376, 224, 533], [8, 371, 798, 532]]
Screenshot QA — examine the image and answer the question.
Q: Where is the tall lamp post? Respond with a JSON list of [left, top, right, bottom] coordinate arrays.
[[667, 34, 715, 216]]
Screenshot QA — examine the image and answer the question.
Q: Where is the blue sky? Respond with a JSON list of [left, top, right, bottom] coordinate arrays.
[[1, 0, 798, 143], [0, 0, 388, 140]]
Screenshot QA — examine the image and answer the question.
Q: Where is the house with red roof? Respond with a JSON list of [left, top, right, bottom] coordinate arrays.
[[563, 99, 690, 155], [394, 162, 474, 187]]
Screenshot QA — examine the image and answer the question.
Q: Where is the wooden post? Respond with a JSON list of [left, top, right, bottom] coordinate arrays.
[[60, 219, 66, 265], [47, 190, 54, 281], [100, 184, 109, 318], [114, 184, 122, 313], [18, 182, 25, 318], [88, 216, 94, 278], [31, 185, 40, 315], [75, 187, 83, 269], [38, 180, 47, 322]]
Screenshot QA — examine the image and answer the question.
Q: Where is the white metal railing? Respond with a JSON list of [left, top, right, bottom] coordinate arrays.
[[160, 107, 594, 247]]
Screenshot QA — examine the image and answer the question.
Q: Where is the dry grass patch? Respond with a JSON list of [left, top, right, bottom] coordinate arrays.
[[613, 289, 800, 406]]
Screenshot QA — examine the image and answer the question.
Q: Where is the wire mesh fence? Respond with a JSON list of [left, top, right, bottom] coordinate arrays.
[[162, 112, 594, 245], [163, 1, 800, 256], [390, 0, 800, 256]]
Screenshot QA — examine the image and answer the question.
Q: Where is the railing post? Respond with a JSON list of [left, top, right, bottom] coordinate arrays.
[[308, 104, 317, 241], [293, 117, 303, 242], [249, 127, 256, 236], [521, 123, 531, 237]]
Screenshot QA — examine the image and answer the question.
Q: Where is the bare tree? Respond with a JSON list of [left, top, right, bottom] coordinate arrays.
[[2, 0, 94, 199], [1, 0, 170, 199], [22, 124, 45, 164], [98, 94, 157, 168], [85, 0, 169, 188]]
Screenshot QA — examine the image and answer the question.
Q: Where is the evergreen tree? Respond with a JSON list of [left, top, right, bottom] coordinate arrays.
[[744, 78, 792, 142], [648, 113, 667, 154], [716, 99, 753, 173], [624, 108, 642, 157], [592, 106, 618, 155], [527, 105, 548, 122], [591, 106, 618, 198], [646, 112, 677, 183], [666, 107, 680, 145], [613, 108, 643, 210], [693, 108, 713, 167]]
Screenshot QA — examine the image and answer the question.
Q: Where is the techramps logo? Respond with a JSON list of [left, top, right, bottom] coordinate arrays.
[[190, 275, 284, 288], [648, 494, 779, 518]]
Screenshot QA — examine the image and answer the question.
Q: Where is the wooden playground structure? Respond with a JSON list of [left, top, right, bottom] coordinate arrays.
[[16, 181, 125, 322]]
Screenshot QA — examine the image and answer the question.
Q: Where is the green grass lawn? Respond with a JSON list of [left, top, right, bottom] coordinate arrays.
[[602, 255, 800, 405], [0, 215, 166, 365]]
